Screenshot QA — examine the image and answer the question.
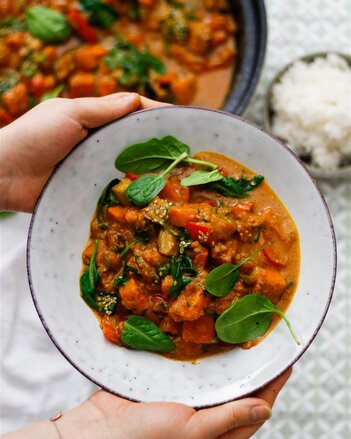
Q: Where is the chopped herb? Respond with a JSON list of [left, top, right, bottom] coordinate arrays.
[[79, 0, 118, 28], [209, 175, 264, 198], [104, 38, 165, 88], [114, 259, 140, 287], [0, 73, 19, 94], [96, 178, 120, 229]]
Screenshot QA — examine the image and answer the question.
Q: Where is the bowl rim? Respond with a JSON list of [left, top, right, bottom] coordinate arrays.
[[27, 105, 337, 407], [263, 51, 351, 179], [224, 0, 268, 115]]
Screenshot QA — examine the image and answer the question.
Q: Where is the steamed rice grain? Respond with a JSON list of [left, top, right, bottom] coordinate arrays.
[[271, 54, 351, 170]]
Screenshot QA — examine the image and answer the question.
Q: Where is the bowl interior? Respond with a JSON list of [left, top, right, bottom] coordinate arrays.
[[28, 107, 336, 407], [263, 52, 351, 179]]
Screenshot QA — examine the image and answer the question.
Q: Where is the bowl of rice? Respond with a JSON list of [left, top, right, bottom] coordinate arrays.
[[264, 52, 351, 179]]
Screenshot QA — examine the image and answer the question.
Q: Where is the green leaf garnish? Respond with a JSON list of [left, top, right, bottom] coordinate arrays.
[[180, 169, 223, 187], [209, 175, 264, 198], [121, 316, 174, 352], [215, 294, 300, 345], [205, 244, 269, 297], [115, 136, 190, 174]]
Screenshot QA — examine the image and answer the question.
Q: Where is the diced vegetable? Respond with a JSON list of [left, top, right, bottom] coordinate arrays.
[[186, 222, 213, 244], [159, 176, 190, 203], [158, 229, 179, 256], [68, 72, 95, 98], [168, 205, 199, 227], [169, 282, 209, 321], [107, 206, 128, 222], [119, 277, 149, 314], [111, 178, 133, 207], [67, 10, 98, 43], [250, 267, 287, 303], [182, 315, 215, 344]]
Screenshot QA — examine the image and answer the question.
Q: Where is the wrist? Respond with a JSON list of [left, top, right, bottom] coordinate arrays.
[[49, 399, 109, 439]]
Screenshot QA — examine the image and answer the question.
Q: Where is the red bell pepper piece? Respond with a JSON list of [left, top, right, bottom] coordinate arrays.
[[67, 10, 98, 44], [30, 74, 45, 100], [262, 233, 287, 268], [126, 173, 141, 181], [186, 222, 213, 244], [0, 107, 14, 126]]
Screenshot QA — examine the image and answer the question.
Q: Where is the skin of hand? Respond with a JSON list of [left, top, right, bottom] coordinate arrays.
[[0, 92, 162, 213], [3, 368, 291, 439], [0, 93, 292, 439]]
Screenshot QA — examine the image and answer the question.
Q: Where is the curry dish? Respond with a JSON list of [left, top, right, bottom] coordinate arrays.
[[0, 0, 237, 127], [81, 140, 300, 361]]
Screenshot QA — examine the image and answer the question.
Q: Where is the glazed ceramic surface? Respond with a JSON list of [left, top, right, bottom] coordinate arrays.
[[263, 52, 351, 179], [27, 107, 336, 407]]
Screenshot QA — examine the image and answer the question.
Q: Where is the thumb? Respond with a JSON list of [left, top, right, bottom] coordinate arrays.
[[184, 398, 272, 439], [68, 92, 141, 128]]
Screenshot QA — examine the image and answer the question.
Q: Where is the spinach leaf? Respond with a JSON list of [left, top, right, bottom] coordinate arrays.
[[215, 294, 300, 345], [125, 150, 188, 206], [119, 231, 150, 258], [128, 0, 140, 21], [121, 315, 174, 352], [0, 211, 15, 219], [126, 175, 166, 207], [115, 136, 190, 173], [205, 244, 269, 297], [114, 259, 140, 287], [40, 84, 64, 102], [104, 38, 165, 87], [96, 178, 120, 229], [0, 17, 27, 32], [80, 240, 100, 309], [0, 73, 19, 94], [80, 0, 117, 28], [180, 169, 223, 187], [158, 254, 197, 297], [209, 175, 264, 198], [26, 6, 71, 43]]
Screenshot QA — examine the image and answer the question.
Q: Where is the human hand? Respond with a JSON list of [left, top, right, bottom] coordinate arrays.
[[44, 368, 291, 439], [0, 93, 161, 213]]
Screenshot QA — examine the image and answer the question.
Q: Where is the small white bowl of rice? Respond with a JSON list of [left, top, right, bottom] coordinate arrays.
[[264, 52, 351, 179]]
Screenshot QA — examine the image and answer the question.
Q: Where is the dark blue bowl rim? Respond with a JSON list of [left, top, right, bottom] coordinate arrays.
[[224, 0, 267, 115], [27, 105, 336, 409]]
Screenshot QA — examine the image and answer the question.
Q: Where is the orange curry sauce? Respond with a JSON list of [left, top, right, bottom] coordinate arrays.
[[82, 152, 300, 361]]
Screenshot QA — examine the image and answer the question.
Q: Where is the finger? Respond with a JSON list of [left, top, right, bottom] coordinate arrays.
[[217, 368, 293, 439], [254, 367, 292, 406], [68, 92, 141, 128], [184, 398, 271, 439], [140, 96, 172, 109]]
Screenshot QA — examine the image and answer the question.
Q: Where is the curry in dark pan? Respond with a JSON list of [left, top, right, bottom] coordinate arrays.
[[0, 0, 237, 127]]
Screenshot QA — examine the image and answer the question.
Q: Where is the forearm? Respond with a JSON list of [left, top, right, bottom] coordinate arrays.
[[2, 418, 59, 439], [1, 400, 106, 439]]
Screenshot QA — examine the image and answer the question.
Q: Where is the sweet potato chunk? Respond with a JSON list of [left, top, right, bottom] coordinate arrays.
[[182, 315, 215, 344], [169, 282, 209, 321], [250, 267, 286, 303], [119, 278, 149, 314]]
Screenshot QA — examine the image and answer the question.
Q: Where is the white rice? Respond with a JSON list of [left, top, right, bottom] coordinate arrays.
[[271, 53, 351, 170]]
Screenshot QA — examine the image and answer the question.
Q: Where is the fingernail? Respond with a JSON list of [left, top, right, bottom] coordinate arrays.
[[121, 93, 137, 103], [251, 405, 272, 422]]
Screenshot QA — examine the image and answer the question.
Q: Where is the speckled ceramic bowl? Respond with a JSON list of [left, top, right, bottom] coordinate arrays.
[[27, 107, 336, 407]]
